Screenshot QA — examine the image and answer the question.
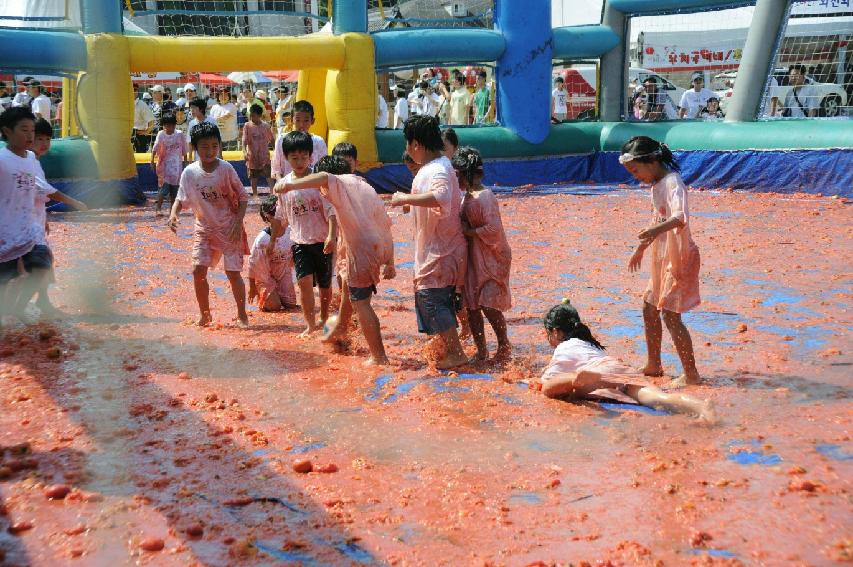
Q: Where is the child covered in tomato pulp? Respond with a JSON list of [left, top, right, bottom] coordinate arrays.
[[276, 155, 395, 366], [452, 146, 512, 361], [621, 136, 701, 387], [168, 122, 249, 327], [247, 196, 296, 312], [151, 111, 187, 216], [390, 115, 468, 370], [540, 300, 716, 423]]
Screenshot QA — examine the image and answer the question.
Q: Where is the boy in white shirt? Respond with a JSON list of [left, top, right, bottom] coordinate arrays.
[[150, 112, 188, 215], [271, 130, 337, 336], [0, 108, 86, 322], [271, 99, 327, 180], [551, 76, 568, 122], [390, 115, 468, 369]]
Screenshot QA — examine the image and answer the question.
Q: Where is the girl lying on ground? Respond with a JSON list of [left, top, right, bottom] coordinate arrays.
[[540, 299, 716, 424]]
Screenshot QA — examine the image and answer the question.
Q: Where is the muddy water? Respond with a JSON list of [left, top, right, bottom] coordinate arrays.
[[1, 188, 850, 566]]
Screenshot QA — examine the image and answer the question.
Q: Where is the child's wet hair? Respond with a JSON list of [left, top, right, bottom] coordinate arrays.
[[403, 115, 444, 152], [451, 146, 484, 188], [620, 135, 680, 172], [332, 142, 357, 160], [189, 96, 207, 114], [441, 127, 458, 149], [543, 299, 605, 350], [34, 117, 52, 138], [292, 99, 314, 117], [314, 155, 351, 175], [189, 121, 221, 147], [249, 103, 264, 116], [282, 130, 313, 156], [0, 106, 35, 139], [159, 112, 177, 126], [259, 195, 277, 221]]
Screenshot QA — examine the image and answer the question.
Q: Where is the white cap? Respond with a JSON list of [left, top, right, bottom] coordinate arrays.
[[183, 83, 196, 91], [255, 89, 266, 98], [150, 84, 164, 92], [176, 87, 185, 94], [142, 92, 152, 100]]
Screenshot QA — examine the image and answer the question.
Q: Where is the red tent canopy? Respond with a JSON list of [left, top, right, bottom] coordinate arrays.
[[197, 73, 232, 86], [262, 70, 299, 82]]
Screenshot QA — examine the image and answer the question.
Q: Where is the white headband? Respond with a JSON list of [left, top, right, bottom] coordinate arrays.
[[618, 147, 663, 164]]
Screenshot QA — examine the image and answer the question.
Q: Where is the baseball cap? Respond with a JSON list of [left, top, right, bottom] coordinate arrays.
[[183, 83, 196, 91], [142, 92, 152, 100], [176, 87, 185, 94], [151, 84, 164, 92], [255, 89, 266, 97], [692, 72, 704, 82], [28, 79, 42, 87]]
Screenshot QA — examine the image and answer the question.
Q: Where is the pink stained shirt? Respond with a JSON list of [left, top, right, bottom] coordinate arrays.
[[271, 132, 327, 178], [248, 227, 296, 305], [410, 155, 467, 290], [152, 130, 187, 186], [242, 120, 274, 170], [275, 172, 335, 245], [176, 159, 249, 252], [321, 174, 393, 288]]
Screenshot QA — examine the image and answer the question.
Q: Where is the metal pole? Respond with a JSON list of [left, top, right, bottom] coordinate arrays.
[[725, 0, 791, 122], [599, 1, 627, 122]]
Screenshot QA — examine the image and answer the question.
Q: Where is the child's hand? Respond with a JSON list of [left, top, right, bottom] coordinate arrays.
[[638, 226, 658, 241], [628, 247, 645, 272], [168, 215, 178, 233], [381, 262, 396, 280], [389, 192, 407, 207], [273, 180, 288, 194], [323, 236, 335, 255], [229, 220, 243, 243]]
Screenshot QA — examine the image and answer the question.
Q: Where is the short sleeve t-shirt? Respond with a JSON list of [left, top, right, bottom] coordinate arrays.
[[0, 148, 54, 262], [651, 172, 689, 226], [275, 172, 334, 245], [448, 88, 472, 125], [152, 130, 188, 186], [210, 103, 239, 142], [410, 156, 467, 290], [552, 88, 568, 114], [394, 98, 409, 128], [176, 160, 248, 237], [541, 339, 609, 382], [271, 133, 327, 178], [134, 99, 155, 130], [678, 88, 716, 119], [31, 95, 51, 123], [473, 87, 490, 123], [242, 121, 274, 169], [376, 94, 389, 128], [784, 84, 820, 117]]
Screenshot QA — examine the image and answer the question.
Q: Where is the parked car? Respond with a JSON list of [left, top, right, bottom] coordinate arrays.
[[715, 68, 847, 117]]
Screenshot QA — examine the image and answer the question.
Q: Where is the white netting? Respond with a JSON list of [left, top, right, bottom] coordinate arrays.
[[628, 6, 756, 121], [124, 0, 328, 37], [761, 8, 853, 119], [367, 0, 493, 32]]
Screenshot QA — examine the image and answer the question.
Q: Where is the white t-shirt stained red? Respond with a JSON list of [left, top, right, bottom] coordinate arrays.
[[152, 130, 187, 186], [176, 159, 248, 244], [0, 147, 53, 262], [275, 172, 335, 245]]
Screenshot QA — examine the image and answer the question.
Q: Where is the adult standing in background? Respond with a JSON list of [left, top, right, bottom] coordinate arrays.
[[150, 84, 166, 133], [133, 85, 156, 152], [12, 77, 34, 107], [175, 87, 186, 107], [448, 72, 472, 126], [210, 87, 239, 150], [376, 91, 388, 128], [678, 73, 715, 119], [551, 76, 568, 122], [393, 90, 409, 129], [783, 64, 818, 118], [472, 70, 492, 124], [28, 81, 52, 123]]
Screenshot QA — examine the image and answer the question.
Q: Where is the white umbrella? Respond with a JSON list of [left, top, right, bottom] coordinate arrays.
[[227, 71, 271, 85]]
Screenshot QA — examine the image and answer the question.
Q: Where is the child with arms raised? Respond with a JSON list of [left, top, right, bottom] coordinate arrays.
[[276, 155, 395, 365], [248, 196, 296, 312], [168, 122, 249, 327], [452, 147, 512, 360], [621, 136, 702, 387], [390, 115, 468, 369], [151, 112, 187, 216], [272, 130, 337, 336], [242, 103, 275, 197], [541, 300, 715, 423]]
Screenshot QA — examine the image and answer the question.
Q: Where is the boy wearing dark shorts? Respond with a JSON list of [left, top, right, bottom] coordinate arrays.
[[271, 130, 337, 336]]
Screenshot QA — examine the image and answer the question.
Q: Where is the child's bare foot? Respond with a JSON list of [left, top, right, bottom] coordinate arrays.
[[639, 363, 664, 377], [436, 352, 469, 370], [670, 372, 701, 388], [196, 312, 212, 327], [299, 325, 319, 338], [494, 343, 512, 361], [364, 356, 389, 367], [235, 315, 249, 328], [698, 400, 717, 425]]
